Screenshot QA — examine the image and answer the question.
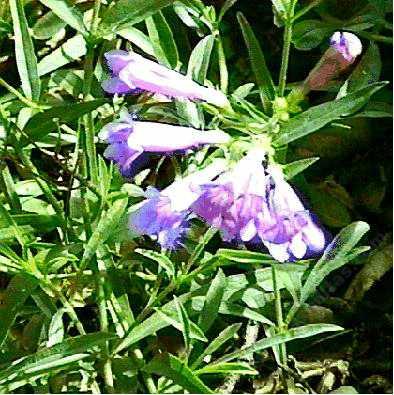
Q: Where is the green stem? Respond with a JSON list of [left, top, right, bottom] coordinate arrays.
[[271, 265, 287, 366], [81, 0, 102, 184], [278, 2, 296, 97], [216, 36, 228, 94], [97, 272, 114, 393]]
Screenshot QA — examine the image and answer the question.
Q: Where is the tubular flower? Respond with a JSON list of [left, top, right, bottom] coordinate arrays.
[[300, 31, 362, 93], [191, 149, 267, 242], [257, 166, 326, 262], [98, 109, 230, 176], [102, 50, 229, 107], [128, 160, 227, 249], [191, 149, 326, 262]]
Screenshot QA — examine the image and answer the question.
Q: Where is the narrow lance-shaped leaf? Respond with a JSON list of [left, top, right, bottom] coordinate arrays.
[[188, 35, 215, 84], [146, 10, 179, 69], [273, 82, 387, 146], [145, 353, 214, 393], [80, 197, 128, 270], [191, 323, 242, 369], [37, 34, 87, 76], [0, 332, 115, 386], [300, 221, 370, 304], [214, 323, 343, 363], [38, 0, 87, 35], [198, 268, 226, 332], [101, 0, 176, 33], [23, 99, 107, 143], [237, 12, 275, 113], [9, 0, 41, 100]]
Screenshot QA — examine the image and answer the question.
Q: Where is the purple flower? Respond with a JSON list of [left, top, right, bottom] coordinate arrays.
[[329, 32, 362, 62], [192, 149, 267, 242], [102, 50, 229, 107], [99, 109, 230, 176], [257, 166, 326, 262], [129, 160, 227, 249], [191, 149, 326, 262]]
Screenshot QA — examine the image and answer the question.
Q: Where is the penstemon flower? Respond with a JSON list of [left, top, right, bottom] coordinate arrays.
[[257, 166, 326, 262], [191, 149, 326, 262], [98, 109, 230, 176], [101, 50, 229, 107], [128, 160, 227, 249]]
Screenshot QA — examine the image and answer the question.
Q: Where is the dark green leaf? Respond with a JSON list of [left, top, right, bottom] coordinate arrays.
[[23, 99, 107, 142], [237, 12, 275, 112], [102, 0, 176, 32], [146, 10, 179, 68], [301, 221, 370, 304], [215, 324, 343, 363], [145, 353, 213, 393], [38, 0, 87, 35], [273, 82, 387, 146], [9, 0, 41, 100]]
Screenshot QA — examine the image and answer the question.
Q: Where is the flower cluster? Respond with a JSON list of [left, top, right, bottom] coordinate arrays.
[[191, 149, 326, 262], [99, 47, 331, 261]]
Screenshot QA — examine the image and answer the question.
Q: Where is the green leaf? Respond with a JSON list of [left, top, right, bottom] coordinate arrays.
[[38, 0, 87, 35], [187, 35, 215, 84], [292, 20, 334, 50], [0, 332, 115, 387], [37, 34, 87, 76], [215, 323, 343, 363], [146, 10, 179, 69], [118, 27, 154, 56], [283, 157, 319, 179], [114, 287, 208, 353], [32, 11, 66, 40], [347, 42, 381, 93], [101, 0, 176, 32], [237, 12, 275, 113], [23, 99, 107, 142], [0, 274, 38, 347], [136, 249, 175, 277], [145, 353, 214, 393], [80, 197, 128, 270], [300, 221, 370, 304], [155, 307, 207, 342], [9, 0, 41, 100], [217, 248, 275, 265], [273, 82, 387, 146], [191, 323, 242, 369], [198, 268, 226, 332], [218, 0, 238, 22], [344, 236, 392, 303], [46, 309, 65, 347], [195, 361, 258, 375], [174, 296, 191, 354], [0, 165, 22, 211]]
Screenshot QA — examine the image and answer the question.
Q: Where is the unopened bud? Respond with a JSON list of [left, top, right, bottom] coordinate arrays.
[[300, 31, 363, 93]]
